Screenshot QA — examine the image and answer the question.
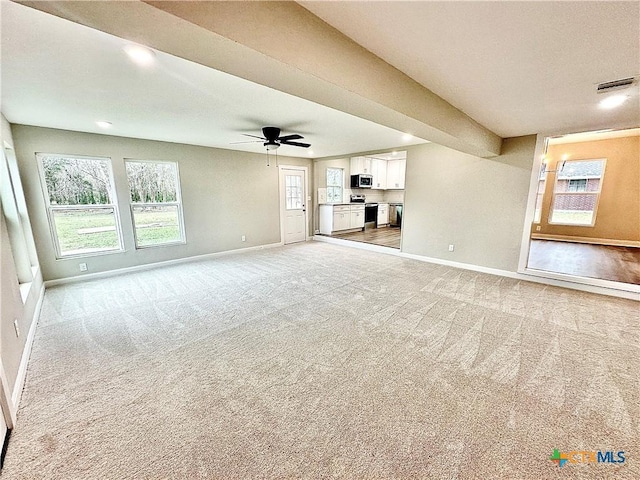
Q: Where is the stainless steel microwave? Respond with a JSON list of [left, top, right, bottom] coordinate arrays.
[[350, 174, 373, 188]]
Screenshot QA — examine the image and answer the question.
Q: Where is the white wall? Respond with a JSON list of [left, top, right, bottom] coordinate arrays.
[[402, 136, 536, 271], [1, 114, 43, 404], [12, 125, 312, 281]]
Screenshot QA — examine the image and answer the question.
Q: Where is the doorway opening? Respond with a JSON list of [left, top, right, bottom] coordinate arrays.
[[520, 128, 640, 288], [318, 151, 406, 250]]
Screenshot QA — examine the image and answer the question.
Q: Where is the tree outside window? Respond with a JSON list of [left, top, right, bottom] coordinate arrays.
[[37, 154, 123, 258], [125, 160, 185, 247]]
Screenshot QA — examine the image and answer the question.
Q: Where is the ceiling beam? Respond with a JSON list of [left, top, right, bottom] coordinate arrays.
[[16, 0, 503, 157]]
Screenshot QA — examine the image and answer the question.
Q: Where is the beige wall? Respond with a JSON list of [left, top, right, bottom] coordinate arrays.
[[535, 135, 639, 242], [1, 114, 43, 397], [402, 136, 536, 271], [312, 157, 350, 232], [12, 125, 312, 281]]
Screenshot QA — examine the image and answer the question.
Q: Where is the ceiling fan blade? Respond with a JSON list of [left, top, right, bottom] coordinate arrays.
[[280, 140, 311, 148], [278, 134, 303, 142], [230, 140, 263, 144], [242, 134, 266, 140]]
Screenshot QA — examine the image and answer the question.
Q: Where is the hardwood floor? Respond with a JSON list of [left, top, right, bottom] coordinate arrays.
[[527, 239, 640, 285], [331, 226, 402, 249]]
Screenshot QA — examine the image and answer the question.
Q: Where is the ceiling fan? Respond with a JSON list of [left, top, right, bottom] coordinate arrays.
[[232, 126, 310, 150]]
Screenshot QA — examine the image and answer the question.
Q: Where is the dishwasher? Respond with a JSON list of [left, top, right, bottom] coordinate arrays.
[[389, 204, 403, 227]]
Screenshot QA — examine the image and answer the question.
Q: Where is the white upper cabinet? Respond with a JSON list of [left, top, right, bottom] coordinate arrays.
[[350, 154, 406, 190], [371, 158, 387, 189], [387, 159, 406, 189], [350, 156, 371, 175]]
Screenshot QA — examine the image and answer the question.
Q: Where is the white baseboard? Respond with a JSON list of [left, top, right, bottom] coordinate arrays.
[[531, 234, 640, 248], [12, 283, 45, 408], [44, 242, 284, 287], [313, 237, 640, 301]]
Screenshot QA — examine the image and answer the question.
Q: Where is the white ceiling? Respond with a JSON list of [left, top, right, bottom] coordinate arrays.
[[0, 1, 425, 158], [548, 127, 639, 145], [2, 2, 638, 159], [301, 1, 640, 138]]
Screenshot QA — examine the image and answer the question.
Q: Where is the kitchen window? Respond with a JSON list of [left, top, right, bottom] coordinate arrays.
[[326, 167, 343, 203], [549, 159, 606, 226], [125, 159, 185, 248], [37, 154, 123, 258]]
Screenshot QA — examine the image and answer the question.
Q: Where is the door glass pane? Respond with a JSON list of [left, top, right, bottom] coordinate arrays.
[[286, 175, 302, 210]]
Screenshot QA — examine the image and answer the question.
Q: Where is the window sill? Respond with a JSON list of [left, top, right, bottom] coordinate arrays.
[[547, 223, 595, 227], [135, 240, 186, 250], [55, 248, 125, 261]]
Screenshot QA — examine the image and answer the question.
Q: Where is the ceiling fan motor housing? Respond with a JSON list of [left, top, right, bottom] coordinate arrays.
[[262, 126, 281, 141]]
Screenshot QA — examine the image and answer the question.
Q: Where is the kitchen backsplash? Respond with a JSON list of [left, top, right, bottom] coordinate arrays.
[[345, 188, 404, 204]]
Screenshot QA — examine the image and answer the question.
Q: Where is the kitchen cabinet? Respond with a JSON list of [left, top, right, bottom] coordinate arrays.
[[352, 156, 405, 190], [387, 159, 406, 189], [371, 158, 387, 189], [350, 156, 371, 175], [377, 203, 389, 226], [350, 207, 365, 229], [332, 207, 350, 232], [319, 204, 365, 234]]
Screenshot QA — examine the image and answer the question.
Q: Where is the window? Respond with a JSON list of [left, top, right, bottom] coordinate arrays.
[[533, 165, 547, 223], [549, 159, 606, 226], [567, 178, 587, 192], [37, 154, 123, 258], [125, 160, 185, 248], [326, 168, 343, 203], [285, 174, 303, 210]]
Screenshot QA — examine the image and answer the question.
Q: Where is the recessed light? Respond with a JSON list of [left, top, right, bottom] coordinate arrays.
[[402, 133, 413, 141], [123, 44, 156, 66], [599, 94, 628, 109], [96, 121, 112, 129]]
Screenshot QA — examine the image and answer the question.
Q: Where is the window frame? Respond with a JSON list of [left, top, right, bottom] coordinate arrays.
[[326, 167, 344, 204], [124, 158, 186, 249], [548, 158, 606, 227], [36, 153, 124, 260], [533, 165, 547, 224]]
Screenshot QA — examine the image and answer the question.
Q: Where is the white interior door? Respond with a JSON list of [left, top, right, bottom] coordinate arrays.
[[280, 167, 307, 244]]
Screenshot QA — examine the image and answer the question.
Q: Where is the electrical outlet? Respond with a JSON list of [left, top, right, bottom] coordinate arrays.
[[536, 225, 541, 231], [13, 319, 20, 337], [448, 244, 455, 252], [241, 235, 246, 242], [79, 262, 88, 272]]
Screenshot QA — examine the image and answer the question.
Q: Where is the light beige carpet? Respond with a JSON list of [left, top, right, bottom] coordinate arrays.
[[2, 242, 638, 479]]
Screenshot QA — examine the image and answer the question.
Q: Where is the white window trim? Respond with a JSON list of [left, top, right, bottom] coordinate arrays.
[[124, 158, 186, 249], [533, 168, 547, 224], [36, 153, 125, 259], [548, 158, 606, 227]]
